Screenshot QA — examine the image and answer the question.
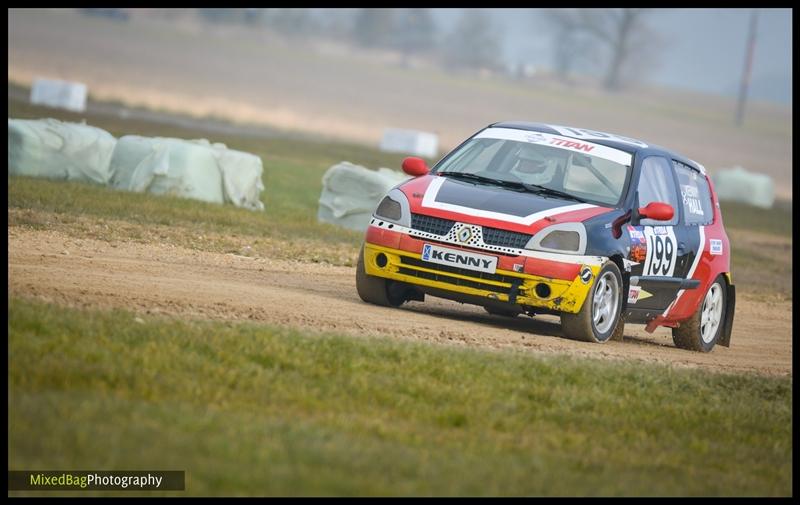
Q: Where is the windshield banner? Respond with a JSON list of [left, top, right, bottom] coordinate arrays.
[[475, 127, 633, 166]]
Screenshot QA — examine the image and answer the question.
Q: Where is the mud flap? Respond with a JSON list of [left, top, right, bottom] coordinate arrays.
[[718, 284, 735, 347]]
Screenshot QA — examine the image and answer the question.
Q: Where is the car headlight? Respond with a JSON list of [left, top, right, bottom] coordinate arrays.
[[526, 222, 587, 255], [373, 188, 411, 228]]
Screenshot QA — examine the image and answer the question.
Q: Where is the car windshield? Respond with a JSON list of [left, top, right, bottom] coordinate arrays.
[[432, 128, 632, 206]]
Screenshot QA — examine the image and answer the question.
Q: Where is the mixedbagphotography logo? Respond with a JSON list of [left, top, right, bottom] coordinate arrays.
[[8, 471, 185, 491]]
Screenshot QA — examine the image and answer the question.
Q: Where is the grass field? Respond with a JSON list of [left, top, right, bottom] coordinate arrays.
[[9, 297, 792, 496]]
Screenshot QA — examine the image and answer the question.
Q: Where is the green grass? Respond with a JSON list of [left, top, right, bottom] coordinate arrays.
[[720, 201, 793, 238], [8, 297, 792, 496]]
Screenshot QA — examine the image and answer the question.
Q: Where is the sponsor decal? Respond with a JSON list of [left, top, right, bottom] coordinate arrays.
[[548, 138, 594, 152], [628, 286, 653, 304], [709, 239, 723, 255], [628, 225, 645, 242], [643, 226, 677, 277], [680, 184, 705, 216], [525, 132, 548, 143], [580, 266, 592, 284], [630, 244, 647, 263], [513, 263, 524, 273], [627, 286, 641, 304], [622, 258, 639, 271], [628, 286, 653, 303], [628, 225, 648, 263], [421, 244, 498, 274]]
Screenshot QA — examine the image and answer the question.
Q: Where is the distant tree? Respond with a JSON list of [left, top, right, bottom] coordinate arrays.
[[575, 8, 658, 91], [353, 8, 397, 49], [540, 9, 597, 83], [392, 9, 436, 63], [266, 8, 316, 36], [441, 10, 503, 72], [537, 9, 660, 90], [198, 8, 244, 24], [315, 8, 357, 40]]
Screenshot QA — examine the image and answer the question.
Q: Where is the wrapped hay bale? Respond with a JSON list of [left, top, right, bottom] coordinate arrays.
[[30, 78, 88, 113], [711, 166, 775, 209], [8, 118, 116, 185], [318, 161, 411, 232], [109, 135, 224, 204], [191, 139, 265, 211]]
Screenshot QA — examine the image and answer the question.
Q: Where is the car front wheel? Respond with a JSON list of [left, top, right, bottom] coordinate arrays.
[[355, 246, 406, 307], [560, 261, 623, 343]]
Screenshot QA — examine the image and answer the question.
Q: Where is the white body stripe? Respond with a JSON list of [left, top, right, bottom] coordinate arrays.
[[475, 127, 633, 166], [662, 225, 705, 317], [421, 177, 598, 226]]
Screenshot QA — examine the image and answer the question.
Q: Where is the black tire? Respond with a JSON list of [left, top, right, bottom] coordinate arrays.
[[355, 247, 405, 307], [672, 275, 727, 352], [484, 305, 521, 318], [560, 261, 623, 343], [610, 314, 626, 341]]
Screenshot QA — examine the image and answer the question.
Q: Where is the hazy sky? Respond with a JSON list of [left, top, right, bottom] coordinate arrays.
[[430, 8, 792, 104]]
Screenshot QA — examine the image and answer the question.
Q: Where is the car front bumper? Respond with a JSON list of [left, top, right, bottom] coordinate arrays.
[[362, 241, 600, 314]]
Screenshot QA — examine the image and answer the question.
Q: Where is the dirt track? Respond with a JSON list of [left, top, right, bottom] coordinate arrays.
[[9, 228, 792, 377]]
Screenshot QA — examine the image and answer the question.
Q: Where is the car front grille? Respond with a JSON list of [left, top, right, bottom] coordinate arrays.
[[481, 227, 532, 249], [411, 213, 455, 236]]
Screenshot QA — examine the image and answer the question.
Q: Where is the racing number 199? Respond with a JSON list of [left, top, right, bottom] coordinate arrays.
[[644, 229, 676, 277]]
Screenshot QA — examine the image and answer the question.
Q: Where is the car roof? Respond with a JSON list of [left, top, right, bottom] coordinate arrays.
[[489, 121, 705, 174]]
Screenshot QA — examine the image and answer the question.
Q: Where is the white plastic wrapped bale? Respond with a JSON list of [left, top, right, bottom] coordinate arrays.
[[711, 166, 775, 209], [30, 78, 88, 112], [380, 128, 439, 158], [318, 162, 411, 232], [190, 139, 265, 211], [8, 118, 116, 185], [109, 136, 224, 205]]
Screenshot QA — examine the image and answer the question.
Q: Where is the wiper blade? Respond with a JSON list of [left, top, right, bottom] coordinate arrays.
[[437, 172, 526, 190], [520, 183, 587, 203]]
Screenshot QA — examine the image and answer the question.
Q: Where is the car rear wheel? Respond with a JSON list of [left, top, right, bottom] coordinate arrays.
[[355, 246, 406, 307], [560, 261, 623, 343], [672, 275, 726, 352]]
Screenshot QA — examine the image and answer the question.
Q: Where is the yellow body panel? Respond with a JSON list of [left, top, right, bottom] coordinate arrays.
[[363, 243, 598, 314]]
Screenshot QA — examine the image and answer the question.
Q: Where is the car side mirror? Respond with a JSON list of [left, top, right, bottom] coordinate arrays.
[[638, 201, 674, 222], [402, 157, 429, 177]]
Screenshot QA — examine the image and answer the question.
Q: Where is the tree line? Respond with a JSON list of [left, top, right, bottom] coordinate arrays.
[[194, 8, 658, 91]]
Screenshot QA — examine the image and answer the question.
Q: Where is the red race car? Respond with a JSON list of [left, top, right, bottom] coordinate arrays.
[[356, 122, 735, 352]]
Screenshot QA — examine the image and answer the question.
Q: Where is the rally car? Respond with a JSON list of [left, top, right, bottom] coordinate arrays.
[[356, 122, 735, 352]]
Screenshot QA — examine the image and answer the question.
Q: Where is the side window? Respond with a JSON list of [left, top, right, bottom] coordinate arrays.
[[636, 156, 679, 226], [674, 161, 714, 225]]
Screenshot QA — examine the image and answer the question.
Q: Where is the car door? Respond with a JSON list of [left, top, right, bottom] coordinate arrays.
[[626, 155, 696, 313]]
